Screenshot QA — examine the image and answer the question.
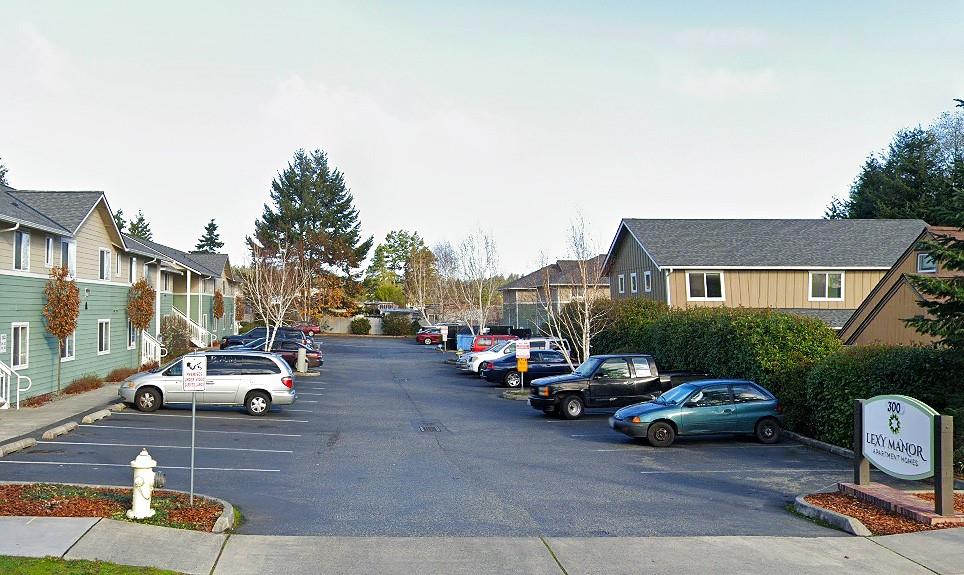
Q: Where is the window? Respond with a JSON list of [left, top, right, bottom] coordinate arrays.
[[644, 271, 652, 292], [631, 357, 652, 378], [99, 249, 111, 280], [11, 323, 28, 368], [127, 319, 137, 350], [244, 356, 282, 374], [687, 385, 732, 407], [44, 237, 54, 267], [129, 256, 137, 283], [61, 331, 76, 362], [731, 384, 770, 403], [917, 253, 937, 273], [541, 351, 566, 363], [61, 239, 76, 277], [630, 272, 638, 293], [687, 271, 724, 300], [13, 231, 29, 271], [97, 319, 111, 355], [115, 252, 121, 276], [162, 273, 171, 292], [163, 361, 182, 377], [809, 271, 844, 301], [207, 355, 246, 376], [595, 358, 631, 380], [617, 274, 625, 294], [142, 261, 149, 279]]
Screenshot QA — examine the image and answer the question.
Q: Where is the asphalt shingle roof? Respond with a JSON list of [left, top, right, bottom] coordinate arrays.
[[123, 233, 229, 277], [618, 219, 927, 269], [501, 255, 610, 290], [8, 191, 105, 234], [0, 189, 71, 234], [778, 308, 855, 329]]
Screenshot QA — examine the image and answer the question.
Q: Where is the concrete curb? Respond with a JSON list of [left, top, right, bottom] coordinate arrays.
[[0, 437, 37, 457], [41, 421, 79, 440], [81, 409, 112, 424], [0, 480, 236, 533], [501, 390, 529, 401], [109, 403, 127, 412], [794, 494, 872, 536]]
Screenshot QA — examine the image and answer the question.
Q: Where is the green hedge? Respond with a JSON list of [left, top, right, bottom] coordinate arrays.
[[382, 313, 415, 336], [350, 317, 372, 335]]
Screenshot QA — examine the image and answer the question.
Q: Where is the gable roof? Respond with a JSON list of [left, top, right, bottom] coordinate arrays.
[[123, 233, 230, 278], [189, 253, 231, 278], [605, 219, 927, 271], [0, 188, 71, 235], [500, 255, 610, 290], [7, 191, 106, 234]]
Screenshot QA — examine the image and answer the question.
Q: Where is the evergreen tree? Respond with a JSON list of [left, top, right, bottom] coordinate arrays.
[[194, 219, 224, 253], [363, 230, 425, 294], [127, 210, 153, 241], [113, 209, 126, 233], [0, 155, 8, 186]]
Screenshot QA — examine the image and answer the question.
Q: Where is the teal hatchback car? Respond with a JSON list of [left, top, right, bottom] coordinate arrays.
[[609, 379, 783, 447]]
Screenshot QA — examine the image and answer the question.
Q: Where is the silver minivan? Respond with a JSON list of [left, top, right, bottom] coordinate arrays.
[[118, 350, 297, 416]]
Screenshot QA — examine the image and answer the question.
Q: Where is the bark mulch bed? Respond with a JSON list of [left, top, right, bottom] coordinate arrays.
[[805, 492, 964, 536], [0, 484, 222, 532]]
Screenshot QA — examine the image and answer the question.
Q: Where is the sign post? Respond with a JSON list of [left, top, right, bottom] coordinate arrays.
[[440, 325, 448, 350], [182, 354, 207, 505], [516, 340, 530, 389]]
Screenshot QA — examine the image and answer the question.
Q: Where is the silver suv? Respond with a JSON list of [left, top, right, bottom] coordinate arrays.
[[118, 351, 297, 416]]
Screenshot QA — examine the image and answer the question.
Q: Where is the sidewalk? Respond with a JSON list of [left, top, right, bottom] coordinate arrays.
[[0, 385, 119, 444], [0, 516, 961, 575]]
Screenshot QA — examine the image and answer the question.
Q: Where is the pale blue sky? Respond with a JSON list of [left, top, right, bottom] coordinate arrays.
[[2, 1, 962, 273]]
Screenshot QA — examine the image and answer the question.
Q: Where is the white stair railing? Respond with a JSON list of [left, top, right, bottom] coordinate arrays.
[[171, 308, 212, 348], [0, 359, 32, 410], [141, 331, 167, 365]]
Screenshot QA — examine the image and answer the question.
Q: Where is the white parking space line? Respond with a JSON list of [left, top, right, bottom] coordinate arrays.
[[285, 409, 313, 413], [297, 400, 319, 403], [39, 441, 293, 454], [296, 392, 324, 397], [81, 424, 301, 437], [115, 413, 309, 423], [638, 468, 843, 475], [0, 460, 280, 472]]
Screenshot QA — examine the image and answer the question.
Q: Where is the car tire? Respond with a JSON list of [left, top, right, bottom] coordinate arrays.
[[424, 338, 434, 345], [246, 391, 271, 416], [647, 421, 676, 447], [755, 418, 781, 444], [134, 387, 161, 412], [504, 371, 522, 388], [558, 395, 584, 420]]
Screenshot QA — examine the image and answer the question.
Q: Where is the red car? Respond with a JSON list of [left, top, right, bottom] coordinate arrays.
[[271, 340, 323, 369], [416, 327, 443, 345], [293, 321, 323, 336], [471, 334, 517, 352]]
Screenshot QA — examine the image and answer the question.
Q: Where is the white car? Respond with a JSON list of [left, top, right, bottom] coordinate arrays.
[[460, 338, 569, 373]]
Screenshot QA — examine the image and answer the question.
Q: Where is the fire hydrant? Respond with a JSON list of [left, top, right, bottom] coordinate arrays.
[[127, 449, 158, 519]]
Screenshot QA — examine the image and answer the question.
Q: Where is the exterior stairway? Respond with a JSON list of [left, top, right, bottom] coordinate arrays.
[[171, 307, 214, 348]]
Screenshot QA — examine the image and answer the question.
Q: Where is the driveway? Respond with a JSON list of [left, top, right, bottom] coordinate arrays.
[[0, 336, 909, 536]]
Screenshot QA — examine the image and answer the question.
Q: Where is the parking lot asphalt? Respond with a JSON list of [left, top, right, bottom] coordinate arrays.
[[0, 336, 918, 536]]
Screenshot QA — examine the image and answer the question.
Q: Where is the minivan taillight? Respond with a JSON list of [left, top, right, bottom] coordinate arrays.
[[282, 376, 294, 389]]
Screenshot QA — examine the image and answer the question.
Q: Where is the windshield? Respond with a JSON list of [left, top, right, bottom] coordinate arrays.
[[488, 341, 511, 353], [656, 383, 698, 405], [573, 358, 602, 377]]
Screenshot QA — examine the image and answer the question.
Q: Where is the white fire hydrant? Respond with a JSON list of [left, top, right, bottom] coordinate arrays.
[[127, 449, 158, 519]]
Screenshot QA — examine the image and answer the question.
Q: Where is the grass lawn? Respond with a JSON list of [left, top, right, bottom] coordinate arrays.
[[0, 556, 182, 574]]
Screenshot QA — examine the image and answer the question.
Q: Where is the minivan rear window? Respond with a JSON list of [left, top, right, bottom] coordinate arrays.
[[245, 357, 282, 374]]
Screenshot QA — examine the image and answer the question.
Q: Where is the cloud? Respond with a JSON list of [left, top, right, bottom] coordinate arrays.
[[675, 27, 769, 49]]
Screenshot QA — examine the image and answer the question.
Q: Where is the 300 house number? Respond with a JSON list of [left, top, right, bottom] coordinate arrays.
[[887, 401, 902, 414]]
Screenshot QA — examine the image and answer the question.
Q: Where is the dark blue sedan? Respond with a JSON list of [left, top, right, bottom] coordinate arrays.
[[609, 379, 783, 447], [480, 350, 573, 388]]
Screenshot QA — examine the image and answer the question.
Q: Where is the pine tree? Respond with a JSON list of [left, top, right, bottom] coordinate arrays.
[[194, 219, 224, 253], [0, 155, 8, 186], [127, 210, 153, 241], [113, 209, 126, 233]]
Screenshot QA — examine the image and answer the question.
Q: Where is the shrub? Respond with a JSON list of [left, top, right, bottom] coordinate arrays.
[[382, 313, 415, 336], [161, 314, 193, 359], [140, 360, 159, 372], [21, 393, 54, 408], [238, 320, 264, 333], [64, 375, 103, 395], [104, 367, 138, 382], [350, 317, 372, 335], [591, 298, 668, 354]]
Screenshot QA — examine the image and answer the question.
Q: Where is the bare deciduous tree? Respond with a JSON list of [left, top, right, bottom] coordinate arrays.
[[404, 246, 435, 321], [431, 241, 457, 323], [451, 230, 500, 335], [238, 243, 310, 351]]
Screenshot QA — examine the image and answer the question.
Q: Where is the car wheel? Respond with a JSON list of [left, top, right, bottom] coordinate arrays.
[[647, 421, 676, 447], [246, 391, 271, 416], [755, 418, 781, 444], [134, 387, 161, 412], [504, 371, 522, 388], [424, 338, 434, 345], [559, 395, 584, 420]]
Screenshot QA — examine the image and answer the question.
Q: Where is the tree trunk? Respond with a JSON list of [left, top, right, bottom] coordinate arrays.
[[56, 340, 62, 394]]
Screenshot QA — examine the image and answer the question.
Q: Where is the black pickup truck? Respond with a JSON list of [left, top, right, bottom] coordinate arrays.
[[527, 354, 708, 419]]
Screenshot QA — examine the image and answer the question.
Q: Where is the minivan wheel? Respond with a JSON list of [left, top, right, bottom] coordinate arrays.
[[558, 395, 584, 420], [504, 371, 522, 388], [424, 338, 434, 345], [134, 387, 161, 412], [755, 418, 781, 444], [246, 391, 271, 416], [647, 421, 676, 447]]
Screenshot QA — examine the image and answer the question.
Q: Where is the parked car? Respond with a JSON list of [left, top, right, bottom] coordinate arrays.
[[221, 327, 312, 349], [416, 327, 443, 346], [609, 380, 783, 447], [527, 354, 708, 419], [480, 349, 573, 387], [270, 339, 324, 369], [292, 321, 323, 336], [118, 350, 297, 416], [222, 332, 308, 350], [470, 334, 517, 352], [460, 338, 569, 373]]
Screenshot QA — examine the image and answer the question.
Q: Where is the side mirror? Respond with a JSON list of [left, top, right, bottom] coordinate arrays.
[[684, 401, 698, 408]]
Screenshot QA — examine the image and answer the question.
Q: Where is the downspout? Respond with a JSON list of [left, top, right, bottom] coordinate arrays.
[[0, 222, 21, 233], [664, 268, 672, 306]]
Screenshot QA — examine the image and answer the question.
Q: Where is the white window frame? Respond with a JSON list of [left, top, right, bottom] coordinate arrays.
[[61, 331, 76, 362], [630, 272, 638, 294], [97, 319, 111, 355], [129, 256, 137, 284], [98, 249, 111, 280], [808, 271, 845, 302], [61, 239, 77, 277], [686, 271, 726, 301], [11, 322, 29, 369], [143, 261, 149, 279], [13, 230, 30, 271], [162, 272, 171, 292], [644, 270, 652, 292], [916, 253, 937, 273], [44, 236, 54, 268], [127, 318, 137, 350], [617, 274, 625, 294]]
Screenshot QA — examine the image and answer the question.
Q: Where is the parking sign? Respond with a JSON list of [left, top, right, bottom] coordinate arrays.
[[440, 325, 448, 341], [516, 340, 530, 359], [182, 356, 207, 392]]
